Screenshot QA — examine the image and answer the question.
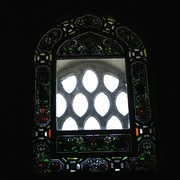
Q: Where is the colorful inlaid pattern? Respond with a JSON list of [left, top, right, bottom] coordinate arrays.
[[33, 14, 157, 172]]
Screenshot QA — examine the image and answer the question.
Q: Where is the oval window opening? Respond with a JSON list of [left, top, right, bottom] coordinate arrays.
[[104, 74, 119, 92], [62, 117, 78, 131], [62, 75, 77, 93], [94, 92, 110, 116], [84, 116, 100, 130], [72, 93, 88, 117], [106, 115, 122, 130], [116, 92, 129, 116], [56, 93, 67, 117], [83, 69, 98, 93]]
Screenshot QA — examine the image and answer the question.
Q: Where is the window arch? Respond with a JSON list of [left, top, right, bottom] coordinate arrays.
[[33, 14, 158, 173]]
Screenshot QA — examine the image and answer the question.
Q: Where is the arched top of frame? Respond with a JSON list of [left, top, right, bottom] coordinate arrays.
[[34, 14, 148, 64]]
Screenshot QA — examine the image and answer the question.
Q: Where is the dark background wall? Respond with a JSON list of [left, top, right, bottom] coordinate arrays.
[[2, 0, 179, 179]]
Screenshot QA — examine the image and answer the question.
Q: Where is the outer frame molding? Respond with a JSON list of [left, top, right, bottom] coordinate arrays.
[[33, 14, 157, 173]]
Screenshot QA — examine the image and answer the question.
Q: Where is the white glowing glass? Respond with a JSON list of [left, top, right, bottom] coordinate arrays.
[[94, 92, 110, 116], [106, 115, 122, 130], [56, 93, 67, 117], [72, 93, 88, 117], [62, 75, 77, 93], [116, 92, 129, 116], [104, 74, 119, 92], [82, 69, 98, 93], [84, 116, 100, 130], [62, 117, 78, 130]]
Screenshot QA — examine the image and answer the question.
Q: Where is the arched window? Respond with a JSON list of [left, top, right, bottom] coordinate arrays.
[[33, 14, 158, 173]]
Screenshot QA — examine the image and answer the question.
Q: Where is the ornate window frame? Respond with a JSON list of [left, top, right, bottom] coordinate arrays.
[[33, 14, 158, 173]]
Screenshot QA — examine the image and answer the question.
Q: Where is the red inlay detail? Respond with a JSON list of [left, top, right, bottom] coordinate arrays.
[[135, 128, 139, 136], [48, 129, 51, 138], [40, 107, 46, 115], [36, 115, 49, 122]]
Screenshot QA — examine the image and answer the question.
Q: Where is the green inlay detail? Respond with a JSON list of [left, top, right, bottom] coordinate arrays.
[[78, 158, 83, 162], [106, 158, 111, 161], [43, 159, 49, 162], [71, 146, 77, 151], [122, 156, 128, 161], [62, 157, 67, 162]]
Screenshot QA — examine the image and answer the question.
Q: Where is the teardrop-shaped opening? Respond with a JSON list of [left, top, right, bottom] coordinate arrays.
[[62, 75, 77, 93], [104, 74, 119, 92], [116, 92, 129, 116], [106, 115, 122, 130], [82, 69, 98, 93], [84, 116, 100, 130], [72, 93, 88, 117], [62, 117, 78, 131], [94, 92, 110, 116], [56, 93, 67, 117]]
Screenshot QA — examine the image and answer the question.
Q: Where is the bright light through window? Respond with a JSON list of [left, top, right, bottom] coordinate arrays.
[[62, 117, 78, 131], [56, 58, 129, 131], [83, 69, 98, 93], [72, 93, 88, 117], [56, 93, 67, 117], [104, 74, 119, 92], [61, 75, 77, 93], [116, 92, 129, 116], [106, 115, 122, 129], [84, 116, 100, 130], [94, 92, 110, 116]]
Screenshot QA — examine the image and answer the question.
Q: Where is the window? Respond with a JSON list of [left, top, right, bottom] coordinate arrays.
[[33, 14, 158, 173], [56, 58, 129, 131]]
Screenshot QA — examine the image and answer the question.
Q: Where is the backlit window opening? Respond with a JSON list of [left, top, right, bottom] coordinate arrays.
[[56, 58, 130, 131]]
